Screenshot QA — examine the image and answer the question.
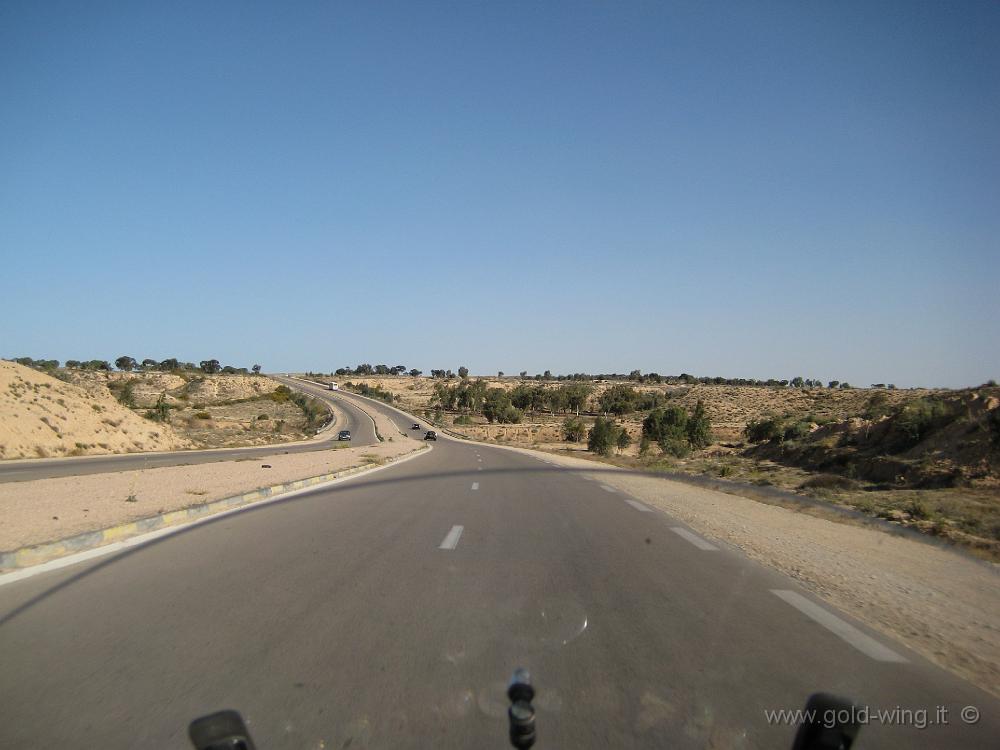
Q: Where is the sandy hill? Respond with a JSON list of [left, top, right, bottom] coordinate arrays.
[[0, 361, 190, 459]]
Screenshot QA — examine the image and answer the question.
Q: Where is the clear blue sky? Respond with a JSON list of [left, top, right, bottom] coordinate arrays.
[[2, 1, 997, 387]]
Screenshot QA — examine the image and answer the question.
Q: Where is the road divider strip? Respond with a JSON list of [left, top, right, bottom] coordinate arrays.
[[0, 445, 431, 574]]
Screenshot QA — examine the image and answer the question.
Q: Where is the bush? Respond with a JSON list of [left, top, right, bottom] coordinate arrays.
[[453, 414, 474, 426], [798, 474, 858, 491], [889, 397, 955, 451], [659, 436, 691, 458], [989, 408, 1000, 446], [783, 421, 812, 442], [144, 393, 171, 423], [115, 379, 137, 409], [269, 385, 292, 403], [863, 393, 891, 420], [195, 412, 211, 420], [744, 417, 783, 443], [562, 416, 586, 442], [257, 414, 269, 420], [639, 402, 712, 454]]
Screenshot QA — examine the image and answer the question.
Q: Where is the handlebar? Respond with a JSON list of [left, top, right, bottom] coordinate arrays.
[[188, 669, 859, 749]]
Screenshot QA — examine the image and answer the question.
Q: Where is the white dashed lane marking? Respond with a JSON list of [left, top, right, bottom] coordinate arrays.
[[670, 527, 718, 550], [771, 590, 907, 662], [600, 484, 618, 493], [624, 498, 654, 513], [439, 525, 464, 550], [471, 482, 479, 491]]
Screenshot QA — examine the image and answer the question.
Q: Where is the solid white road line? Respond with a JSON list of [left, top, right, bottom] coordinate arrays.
[[771, 589, 907, 662], [624, 498, 654, 513], [670, 527, 718, 550], [600, 484, 618, 493], [439, 525, 464, 550], [471, 482, 479, 490]]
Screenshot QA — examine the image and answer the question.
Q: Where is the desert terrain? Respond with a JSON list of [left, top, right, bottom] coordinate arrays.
[[320, 374, 1000, 559]]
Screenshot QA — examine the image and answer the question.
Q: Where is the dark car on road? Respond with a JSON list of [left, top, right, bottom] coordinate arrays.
[[424, 430, 437, 441], [338, 430, 351, 441], [411, 423, 421, 430]]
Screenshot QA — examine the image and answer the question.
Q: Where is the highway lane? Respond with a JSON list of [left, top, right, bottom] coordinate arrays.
[[0, 377, 376, 483], [0, 395, 997, 749]]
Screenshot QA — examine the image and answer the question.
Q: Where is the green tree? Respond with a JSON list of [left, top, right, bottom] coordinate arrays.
[[115, 356, 137, 371], [563, 383, 593, 414], [158, 358, 179, 371], [252, 364, 261, 375], [510, 384, 533, 411], [588, 418, 620, 456], [616, 428, 632, 454], [409, 369, 422, 377], [686, 400, 712, 448], [200, 359, 221, 374], [548, 387, 569, 414], [458, 366, 469, 379], [483, 388, 513, 423], [599, 384, 638, 416], [790, 376, 805, 388]]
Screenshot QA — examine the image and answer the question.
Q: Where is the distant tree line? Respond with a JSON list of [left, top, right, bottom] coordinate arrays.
[[332, 364, 421, 377], [318, 363, 864, 388], [10, 356, 262, 375]]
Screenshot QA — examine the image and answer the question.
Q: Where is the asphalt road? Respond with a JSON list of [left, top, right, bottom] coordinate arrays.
[[0, 376, 376, 483], [0, 394, 997, 749]]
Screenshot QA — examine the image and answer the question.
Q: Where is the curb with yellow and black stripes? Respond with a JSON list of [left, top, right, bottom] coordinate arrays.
[[0, 447, 429, 571]]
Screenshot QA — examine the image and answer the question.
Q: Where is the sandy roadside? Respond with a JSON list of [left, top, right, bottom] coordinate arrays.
[[488, 444, 1000, 698], [0, 433, 424, 552]]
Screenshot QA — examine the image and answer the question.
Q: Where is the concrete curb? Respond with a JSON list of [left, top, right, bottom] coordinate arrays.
[[0, 446, 430, 571]]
